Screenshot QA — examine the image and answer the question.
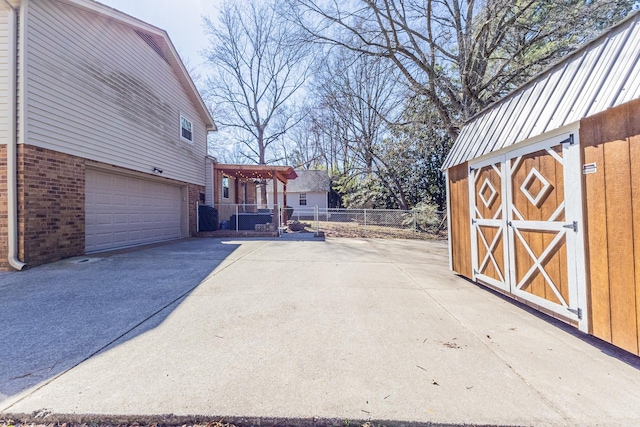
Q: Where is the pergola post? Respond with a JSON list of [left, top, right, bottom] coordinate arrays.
[[283, 183, 288, 223], [272, 169, 278, 228]]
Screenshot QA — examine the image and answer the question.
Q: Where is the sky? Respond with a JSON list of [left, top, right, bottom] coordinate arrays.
[[96, 0, 222, 73]]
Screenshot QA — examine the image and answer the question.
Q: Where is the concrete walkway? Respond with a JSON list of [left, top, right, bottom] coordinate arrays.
[[1, 238, 639, 426]]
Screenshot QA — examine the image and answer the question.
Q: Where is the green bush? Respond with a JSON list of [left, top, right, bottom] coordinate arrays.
[[403, 202, 441, 231]]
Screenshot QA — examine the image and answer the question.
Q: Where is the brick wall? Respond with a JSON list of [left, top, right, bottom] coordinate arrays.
[[17, 145, 85, 266], [0, 146, 8, 270]]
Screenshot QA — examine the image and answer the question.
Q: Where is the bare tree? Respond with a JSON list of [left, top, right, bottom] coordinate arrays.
[[283, 107, 327, 170], [203, 0, 311, 201], [310, 48, 421, 208], [287, 0, 634, 139]]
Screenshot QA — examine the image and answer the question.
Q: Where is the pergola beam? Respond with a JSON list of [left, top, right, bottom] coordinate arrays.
[[214, 164, 297, 183]]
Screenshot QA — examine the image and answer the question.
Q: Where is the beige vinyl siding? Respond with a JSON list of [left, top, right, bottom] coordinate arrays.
[[16, 4, 22, 146], [0, 4, 22, 146], [0, 9, 9, 143], [24, 0, 207, 185], [205, 157, 214, 205], [269, 191, 328, 210]]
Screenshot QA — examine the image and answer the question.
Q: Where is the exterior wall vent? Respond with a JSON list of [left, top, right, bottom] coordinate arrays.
[[134, 30, 169, 63]]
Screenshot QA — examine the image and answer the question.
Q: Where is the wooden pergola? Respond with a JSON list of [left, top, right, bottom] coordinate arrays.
[[213, 163, 298, 224]]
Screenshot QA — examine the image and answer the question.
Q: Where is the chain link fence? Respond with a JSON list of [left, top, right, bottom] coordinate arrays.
[[197, 203, 447, 240], [288, 207, 447, 240]]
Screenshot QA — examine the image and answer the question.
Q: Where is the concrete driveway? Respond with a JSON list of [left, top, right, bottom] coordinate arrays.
[[1, 237, 639, 426]]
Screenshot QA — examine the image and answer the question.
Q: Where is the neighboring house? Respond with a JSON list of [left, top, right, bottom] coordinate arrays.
[[442, 11, 640, 356], [264, 169, 330, 211], [0, 0, 216, 269]]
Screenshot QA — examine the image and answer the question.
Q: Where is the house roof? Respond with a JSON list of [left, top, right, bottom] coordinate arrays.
[[442, 10, 640, 170], [267, 170, 330, 193], [66, 0, 216, 131]]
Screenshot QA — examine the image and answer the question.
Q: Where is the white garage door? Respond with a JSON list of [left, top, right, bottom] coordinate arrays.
[[85, 169, 183, 252]]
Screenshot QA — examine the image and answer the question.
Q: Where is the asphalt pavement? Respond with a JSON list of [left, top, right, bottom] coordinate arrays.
[[1, 237, 639, 426]]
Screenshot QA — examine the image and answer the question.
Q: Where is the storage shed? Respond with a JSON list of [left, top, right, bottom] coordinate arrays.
[[442, 11, 640, 356]]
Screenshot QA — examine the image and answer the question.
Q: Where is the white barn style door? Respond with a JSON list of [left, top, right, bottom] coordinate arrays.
[[470, 132, 588, 331], [469, 159, 510, 292]]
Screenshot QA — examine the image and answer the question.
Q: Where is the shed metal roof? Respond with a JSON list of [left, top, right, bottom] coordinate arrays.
[[442, 11, 640, 170]]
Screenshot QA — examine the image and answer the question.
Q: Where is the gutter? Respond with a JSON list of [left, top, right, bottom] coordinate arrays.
[[2, 0, 25, 270]]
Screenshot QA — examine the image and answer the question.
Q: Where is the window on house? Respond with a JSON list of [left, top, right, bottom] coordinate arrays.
[[299, 193, 307, 206], [180, 115, 193, 142], [223, 176, 229, 199]]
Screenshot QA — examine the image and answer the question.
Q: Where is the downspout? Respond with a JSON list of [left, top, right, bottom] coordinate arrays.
[[2, 0, 25, 270]]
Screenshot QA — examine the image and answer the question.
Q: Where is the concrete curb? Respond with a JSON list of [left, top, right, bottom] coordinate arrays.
[[0, 413, 517, 427]]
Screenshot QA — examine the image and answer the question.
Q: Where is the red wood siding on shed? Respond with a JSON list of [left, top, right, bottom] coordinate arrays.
[[448, 162, 472, 279], [581, 97, 640, 356]]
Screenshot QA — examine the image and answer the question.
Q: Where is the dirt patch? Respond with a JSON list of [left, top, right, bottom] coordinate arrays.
[[318, 222, 446, 241], [283, 219, 446, 241]]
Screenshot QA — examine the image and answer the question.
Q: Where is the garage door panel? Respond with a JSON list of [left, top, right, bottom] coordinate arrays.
[[96, 213, 112, 225], [96, 192, 112, 205], [113, 232, 128, 244], [112, 175, 127, 187], [114, 213, 128, 224], [94, 233, 114, 245], [113, 195, 127, 206], [86, 169, 183, 252], [95, 172, 111, 186], [128, 179, 142, 191]]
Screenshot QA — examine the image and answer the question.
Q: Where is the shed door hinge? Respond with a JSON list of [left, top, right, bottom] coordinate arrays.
[[563, 221, 578, 232], [567, 307, 582, 319], [472, 218, 477, 225], [561, 134, 575, 146]]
